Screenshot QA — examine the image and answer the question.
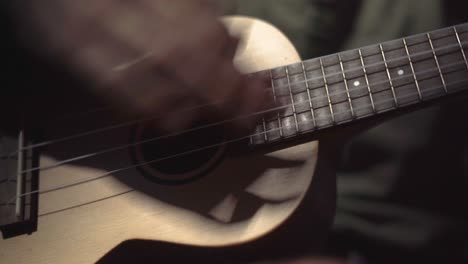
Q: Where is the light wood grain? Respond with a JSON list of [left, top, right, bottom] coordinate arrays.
[[0, 16, 319, 264]]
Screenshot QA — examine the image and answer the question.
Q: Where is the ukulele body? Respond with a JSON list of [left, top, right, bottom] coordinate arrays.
[[0, 16, 336, 264]]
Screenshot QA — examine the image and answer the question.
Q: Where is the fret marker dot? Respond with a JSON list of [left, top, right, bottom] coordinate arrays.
[[353, 81, 360, 87], [398, 69, 404, 76]]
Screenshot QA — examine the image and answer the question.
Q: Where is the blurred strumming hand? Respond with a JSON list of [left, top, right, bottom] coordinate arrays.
[[16, 0, 266, 130]]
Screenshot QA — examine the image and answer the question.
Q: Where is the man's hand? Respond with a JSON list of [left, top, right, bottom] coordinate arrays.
[[18, 0, 266, 130]]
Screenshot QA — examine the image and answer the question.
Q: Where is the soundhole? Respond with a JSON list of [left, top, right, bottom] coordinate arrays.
[[131, 120, 226, 185]]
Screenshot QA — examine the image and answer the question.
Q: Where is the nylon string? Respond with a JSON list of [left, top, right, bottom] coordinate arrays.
[[7, 77, 468, 205], [6, 39, 466, 156], [18, 59, 468, 175]]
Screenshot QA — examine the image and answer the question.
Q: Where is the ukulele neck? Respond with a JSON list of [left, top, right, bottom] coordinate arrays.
[[247, 23, 468, 149]]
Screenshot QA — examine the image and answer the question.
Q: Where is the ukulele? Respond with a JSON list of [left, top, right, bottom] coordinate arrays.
[[1, 16, 467, 264]]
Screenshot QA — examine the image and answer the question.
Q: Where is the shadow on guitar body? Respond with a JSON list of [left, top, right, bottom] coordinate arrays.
[[97, 144, 339, 263]]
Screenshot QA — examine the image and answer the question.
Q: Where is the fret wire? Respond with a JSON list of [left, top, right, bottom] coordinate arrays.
[[403, 38, 423, 101], [319, 58, 336, 124], [454, 27, 468, 71], [303, 42, 466, 91], [269, 70, 284, 138], [301, 62, 317, 128], [379, 44, 399, 107], [382, 33, 460, 53], [427, 33, 448, 94], [358, 49, 376, 113], [338, 54, 356, 118], [285, 67, 300, 133]]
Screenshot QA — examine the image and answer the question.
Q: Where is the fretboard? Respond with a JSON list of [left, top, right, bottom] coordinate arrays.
[[249, 23, 468, 146]]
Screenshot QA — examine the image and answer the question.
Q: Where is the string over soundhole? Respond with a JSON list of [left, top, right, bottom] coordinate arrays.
[[130, 120, 226, 185]]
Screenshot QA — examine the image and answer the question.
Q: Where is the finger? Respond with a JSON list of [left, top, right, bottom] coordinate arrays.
[[100, 57, 182, 117], [197, 57, 268, 127]]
